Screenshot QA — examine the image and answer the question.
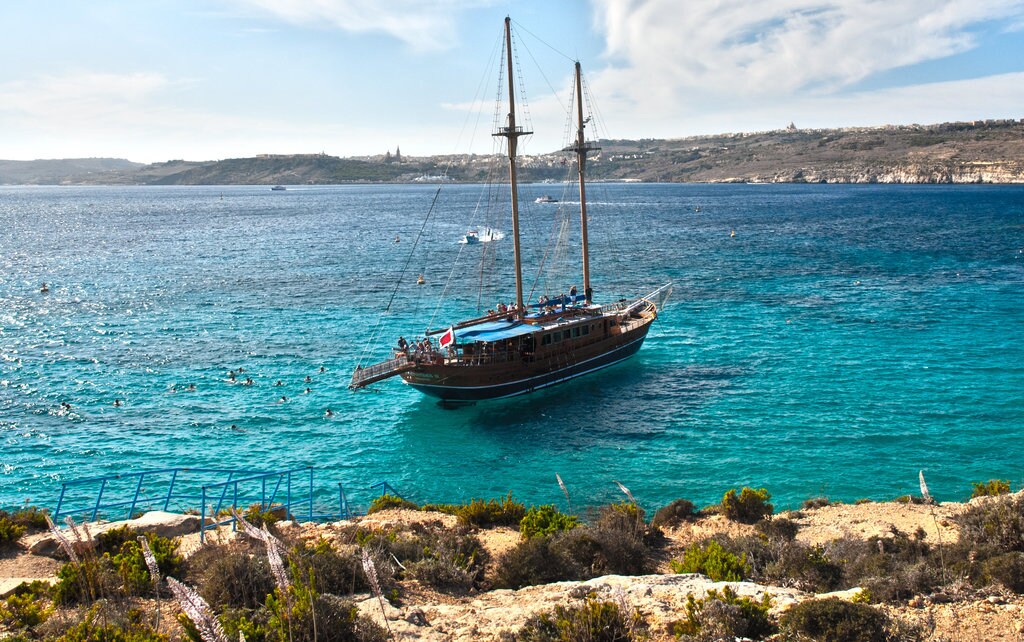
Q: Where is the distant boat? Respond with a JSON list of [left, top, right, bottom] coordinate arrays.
[[535, 195, 558, 203], [460, 228, 502, 244], [271, 185, 287, 191]]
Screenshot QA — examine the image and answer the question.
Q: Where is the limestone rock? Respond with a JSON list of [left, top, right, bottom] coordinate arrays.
[[28, 511, 201, 558]]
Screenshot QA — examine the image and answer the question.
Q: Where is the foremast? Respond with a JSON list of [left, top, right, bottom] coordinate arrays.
[[493, 16, 531, 315], [565, 61, 599, 301]]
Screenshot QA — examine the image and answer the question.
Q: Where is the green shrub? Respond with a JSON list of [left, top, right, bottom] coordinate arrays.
[[671, 587, 773, 641], [220, 608, 269, 642], [651, 499, 697, 528], [455, 492, 526, 528], [520, 505, 579, 539], [186, 541, 275, 610], [53, 557, 120, 605], [755, 517, 799, 542], [265, 582, 388, 642], [403, 530, 487, 591], [0, 516, 27, 549], [96, 525, 137, 556], [893, 494, 929, 505], [779, 597, 890, 642], [802, 496, 832, 510], [419, 502, 460, 515], [493, 535, 581, 589], [0, 583, 53, 628], [243, 502, 285, 527], [564, 524, 650, 577], [980, 552, 1024, 593], [366, 494, 419, 514], [670, 540, 748, 582], [764, 543, 843, 593], [957, 493, 1024, 553], [595, 502, 647, 537], [516, 597, 647, 642], [51, 604, 167, 642], [721, 487, 773, 524], [112, 532, 183, 595], [971, 479, 1012, 499], [5, 507, 49, 531], [290, 539, 367, 596], [822, 530, 940, 603]]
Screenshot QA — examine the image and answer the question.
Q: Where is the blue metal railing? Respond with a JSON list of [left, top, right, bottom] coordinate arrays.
[[51, 467, 389, 541], [53, 467, 270, 522], [370, 481, 403, 499]]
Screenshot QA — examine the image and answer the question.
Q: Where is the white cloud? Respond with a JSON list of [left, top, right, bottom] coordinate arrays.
[[224, 0, 495, 51], [0, 71, 361, 161], [592, 0, 1024, 100]]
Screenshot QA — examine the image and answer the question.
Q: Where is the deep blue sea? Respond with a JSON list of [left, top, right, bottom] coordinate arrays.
[[2, 183, 1022, 516]]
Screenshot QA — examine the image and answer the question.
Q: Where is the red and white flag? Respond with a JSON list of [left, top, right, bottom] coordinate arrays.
[[439, 326, 455, 348]]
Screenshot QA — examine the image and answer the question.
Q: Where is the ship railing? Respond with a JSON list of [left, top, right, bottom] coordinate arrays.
[[350, 353, 416, 388]]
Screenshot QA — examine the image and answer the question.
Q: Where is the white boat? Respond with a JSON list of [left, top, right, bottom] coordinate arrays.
[[460, 228, 503, 244], [535, 195, 558, 203]]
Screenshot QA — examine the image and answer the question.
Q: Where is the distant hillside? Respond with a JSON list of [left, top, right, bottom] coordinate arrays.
[[579, 119, 1024, 184], [0, 158, 144, 185], [3, 120, 1023, 185]]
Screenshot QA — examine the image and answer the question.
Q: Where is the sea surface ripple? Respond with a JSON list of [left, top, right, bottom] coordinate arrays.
[[1, 183, 1022, 514]]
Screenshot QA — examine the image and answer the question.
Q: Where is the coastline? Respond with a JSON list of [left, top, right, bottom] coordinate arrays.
[[4, 488, 1023, 641]]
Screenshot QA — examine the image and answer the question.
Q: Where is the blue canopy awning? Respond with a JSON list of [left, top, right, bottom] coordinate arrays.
[[454, 320, 536, 343]]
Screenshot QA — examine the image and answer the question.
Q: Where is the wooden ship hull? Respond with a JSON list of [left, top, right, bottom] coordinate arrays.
[[402, 303, 657, 401]]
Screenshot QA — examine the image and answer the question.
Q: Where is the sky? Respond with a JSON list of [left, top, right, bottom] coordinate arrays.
[[1, 0, 1023, 163]]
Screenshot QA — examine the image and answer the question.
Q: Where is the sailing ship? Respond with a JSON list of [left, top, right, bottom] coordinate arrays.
[[349, 17, 671, 402]]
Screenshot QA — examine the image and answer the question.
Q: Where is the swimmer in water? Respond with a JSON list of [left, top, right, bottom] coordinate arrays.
[[113, 399, 122, 407], [319, 366, 326, 373], [278, 396, 287, 404], [304, 387, 312, 394], [304, 375, 312, 383], [324, 408, 333, 417], [274, 380, 283, 387]]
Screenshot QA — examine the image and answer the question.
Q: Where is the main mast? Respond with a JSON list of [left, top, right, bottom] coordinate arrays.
[[493, 16, 531, 314], [568, 61, 598, 301]]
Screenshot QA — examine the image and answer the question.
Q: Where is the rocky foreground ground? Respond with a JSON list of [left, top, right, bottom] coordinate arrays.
[[3, 495, 1024, 641]]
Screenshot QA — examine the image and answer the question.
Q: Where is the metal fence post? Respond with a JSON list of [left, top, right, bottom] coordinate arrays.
[[201, 486, 207, 544], [128, 472, 146, 519], [163, 469, 179, 511], [92, 478, 108, 521]]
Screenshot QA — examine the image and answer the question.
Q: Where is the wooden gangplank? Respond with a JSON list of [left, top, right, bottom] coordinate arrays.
[[349, 354, 416, 389]]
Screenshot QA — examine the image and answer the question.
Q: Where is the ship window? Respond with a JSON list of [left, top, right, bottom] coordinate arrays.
[[572, 327, 580, 337], [563, 330, 571, 341], [542, 334, 552, 346], [582, 325, 590, 336]]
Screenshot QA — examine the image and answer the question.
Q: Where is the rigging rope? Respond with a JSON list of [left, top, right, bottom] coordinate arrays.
[[355, 186, 443, 368]]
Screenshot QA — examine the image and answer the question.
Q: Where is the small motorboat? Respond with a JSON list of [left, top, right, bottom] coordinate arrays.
[[535, 195, 558, 203], [271, 185, 287, 191]]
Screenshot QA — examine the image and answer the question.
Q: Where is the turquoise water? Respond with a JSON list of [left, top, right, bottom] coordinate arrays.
[[1, 183, 1022, 514]]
